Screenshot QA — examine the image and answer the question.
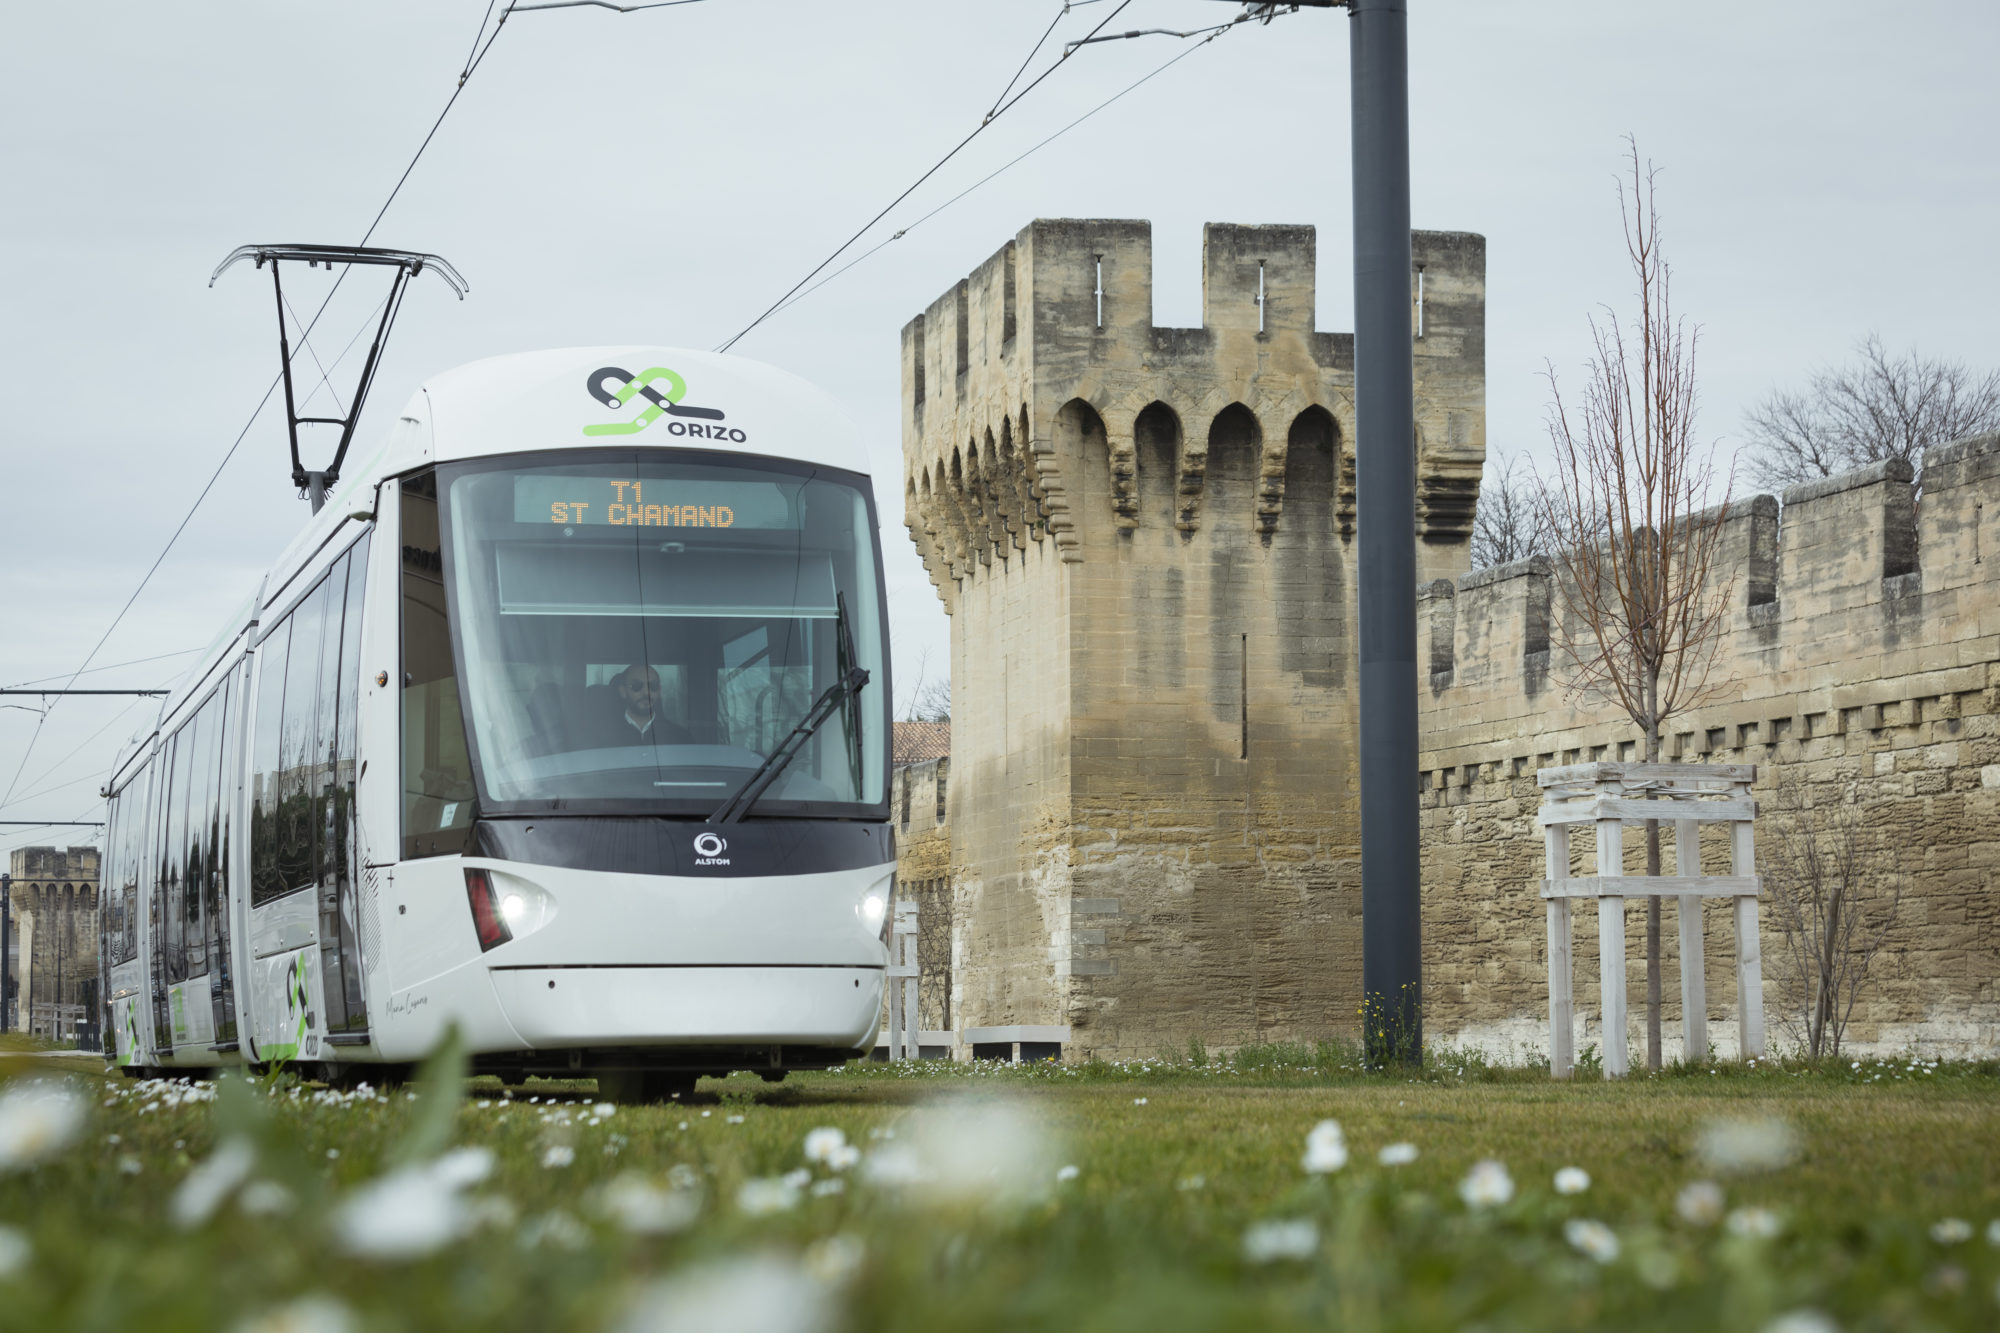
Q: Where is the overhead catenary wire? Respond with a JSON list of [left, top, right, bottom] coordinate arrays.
[[0, 7, 514, 816], [716, 0, 1137, 353], [763, 20, 1251, 325], [984, 3, 1070, 123], [0, 697, 152, 814], [506, 0, 716, 11], [296, 292, 393, 417], [3, 646, 205, 692], [0, 801, 107, 857]]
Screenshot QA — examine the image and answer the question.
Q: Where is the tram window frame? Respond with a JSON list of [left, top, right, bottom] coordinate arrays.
[[250, 537, 373, 910], [316, 546, 369, 1034], [106, 779, 131, 965], [188, 687, 225, 978], [114, 764, 150, 966], [328, 542, 370, 1031], [212, 664, 243, 1042], [199, 675, 231, 994], [277, 577, 330, 900], [249, 618, 292, 907], [161, 725, 191, 985], [401, 470, 477, 860]]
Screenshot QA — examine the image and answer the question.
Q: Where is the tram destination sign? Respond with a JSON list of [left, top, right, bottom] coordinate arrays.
[[513, 476, 793, 529]]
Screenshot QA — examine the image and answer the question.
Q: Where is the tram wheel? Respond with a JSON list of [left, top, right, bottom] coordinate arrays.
[[596, 1070, 698, 1105]]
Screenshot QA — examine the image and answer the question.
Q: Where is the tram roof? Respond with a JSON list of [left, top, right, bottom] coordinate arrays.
[[106, 348, 872, 790]]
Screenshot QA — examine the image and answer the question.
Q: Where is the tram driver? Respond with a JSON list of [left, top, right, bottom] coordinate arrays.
[[593, 662, 692, 747]]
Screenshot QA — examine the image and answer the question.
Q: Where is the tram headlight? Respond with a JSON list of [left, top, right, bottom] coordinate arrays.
[[466, 866, 557, 952], [861, 892, 887, 934], [465, 868, 512, 952]]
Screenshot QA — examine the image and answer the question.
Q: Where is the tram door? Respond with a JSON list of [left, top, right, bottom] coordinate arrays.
[[245, 541, 371, 1063], [318, 546, 370, 1041], [208, 662, 245, 1047]]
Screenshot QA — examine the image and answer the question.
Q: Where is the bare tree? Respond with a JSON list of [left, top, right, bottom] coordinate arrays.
[[1745, 334, 2000, 489], [911, 676, 951, 725], [1470, 451, 1556, 569], [1764, 779, 1902, 1060], [1542, 139, 1735, 1071], [898, 648, 952, 724]]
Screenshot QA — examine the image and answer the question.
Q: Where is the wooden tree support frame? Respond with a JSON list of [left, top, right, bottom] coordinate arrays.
[[1538, 762, 1765, 1079], [885, 901, 920, 1062]]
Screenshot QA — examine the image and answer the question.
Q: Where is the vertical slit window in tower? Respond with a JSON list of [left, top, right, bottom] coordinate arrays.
[[1976, 503, 1984, 563], [955, 295, 969, 381], [1093, 257, 1103, 329], [1257, 262, 1266, 333], [1240, 633, 1249, 759], [1414, 266, 1426, 339], [1002, 245, 1018, 346]]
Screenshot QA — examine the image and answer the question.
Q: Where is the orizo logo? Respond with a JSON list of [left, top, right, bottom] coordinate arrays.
[[693, 831, 730, 866], [584, 366, 749, 443]]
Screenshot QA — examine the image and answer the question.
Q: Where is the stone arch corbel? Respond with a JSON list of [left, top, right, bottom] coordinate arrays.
[[907, 473, 956, 611], [1047, 397, 1107, 559], [947, 444, 990, 572], [1099, 406, 1139, 531], [1187, 396, 1264, 536], [997, 416, 1033, 550], [927, 457, 971, 583], [1326, 388, 1358, 541], [1280, 404, 1341, 544], [977, 428, 1013, 558], [1177, 389, 1238, 535], [1254, 392, 1310, 539], [1026, 404, 1079, 558]]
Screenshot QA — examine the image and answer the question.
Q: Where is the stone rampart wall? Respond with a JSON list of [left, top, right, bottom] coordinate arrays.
[[1419, 435, 2000, 1058]]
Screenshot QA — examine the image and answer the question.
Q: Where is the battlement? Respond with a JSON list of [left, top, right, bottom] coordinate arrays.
[[1421, 432, 2000, 777], [901, 219, 1487, 608]]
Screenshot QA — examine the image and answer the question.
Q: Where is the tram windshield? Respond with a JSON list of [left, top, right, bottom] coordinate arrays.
[[432, 449, 888, 820]]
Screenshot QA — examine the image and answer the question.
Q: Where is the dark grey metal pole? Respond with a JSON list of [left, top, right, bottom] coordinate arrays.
[[1349, 0, 1421, 1063], [1, 873, 10, 1034]]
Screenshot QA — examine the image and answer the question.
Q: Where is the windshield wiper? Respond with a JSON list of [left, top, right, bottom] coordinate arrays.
[[708, 665, 870, 824], [711, 591, 869, 824]]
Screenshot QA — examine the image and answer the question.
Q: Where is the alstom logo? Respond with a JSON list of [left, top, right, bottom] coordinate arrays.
[[584, 366, 748, 443], [693, 831, 730, 866]]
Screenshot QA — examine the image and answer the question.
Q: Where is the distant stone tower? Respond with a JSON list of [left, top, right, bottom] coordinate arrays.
[[7, 845, 100, 1038], [900, 219, 1485, 1057]]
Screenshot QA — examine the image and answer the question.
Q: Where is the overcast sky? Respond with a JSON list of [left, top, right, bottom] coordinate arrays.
[[3, 0, 1996, 853]]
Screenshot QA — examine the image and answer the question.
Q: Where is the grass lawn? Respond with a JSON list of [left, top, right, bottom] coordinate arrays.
[[1, 1046, 1995, 1332]]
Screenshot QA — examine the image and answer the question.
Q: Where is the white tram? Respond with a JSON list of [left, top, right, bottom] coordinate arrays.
[[98, 349, 894, 1098]]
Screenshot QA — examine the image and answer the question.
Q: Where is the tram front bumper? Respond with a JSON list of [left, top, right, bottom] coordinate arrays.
[[487, 964, 885, 1049]]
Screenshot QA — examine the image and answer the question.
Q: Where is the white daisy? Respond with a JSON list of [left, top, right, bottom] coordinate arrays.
[[1563, 1218, 1619, 1263], [1242, 1219, 1319, 1264], [0, 1081, 87, 1173], [1301, 1120, 1348, 1174], [1459, 1159, 1514, 1209]]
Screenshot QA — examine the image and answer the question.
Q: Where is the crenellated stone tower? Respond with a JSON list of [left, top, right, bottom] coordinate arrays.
[[900, 219, 1485, 1057], [7, 845, 100, 1038]]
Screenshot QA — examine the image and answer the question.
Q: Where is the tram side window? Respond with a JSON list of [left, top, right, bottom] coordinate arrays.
[[114, 765, 149, 964], [402, 471, 475, 859], [204, 674, 233, 965], [182, 692, 220, 979], [250, 619, 291, 905], [160, 728, 190, 984], [327, 544, 370, 1032], [315, 551, 351, 889], [105, 788, 128, 962], [276, 578, 330, 899]]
